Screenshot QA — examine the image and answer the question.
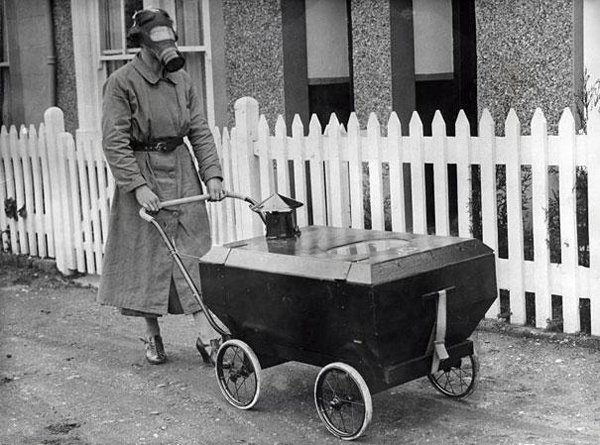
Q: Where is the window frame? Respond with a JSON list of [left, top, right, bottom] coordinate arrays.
[[96, 0, 215, 126], [0, 0, 10, 127]]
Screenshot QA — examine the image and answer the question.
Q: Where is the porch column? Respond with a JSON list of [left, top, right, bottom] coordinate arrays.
[[349, 0, 415, 131], [70, 0, 101, 132]]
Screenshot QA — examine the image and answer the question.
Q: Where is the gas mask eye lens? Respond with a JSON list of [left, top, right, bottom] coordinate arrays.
[[149, 26, 176, 42]]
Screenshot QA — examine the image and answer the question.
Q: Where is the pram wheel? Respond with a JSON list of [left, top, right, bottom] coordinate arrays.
[[215, 339, 261, 410], [314, 362, 372, 441], [427, 353, 479, 398]]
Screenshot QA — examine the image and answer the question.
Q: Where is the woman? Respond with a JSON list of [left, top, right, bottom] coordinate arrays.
[[98, 8, 225, 365]]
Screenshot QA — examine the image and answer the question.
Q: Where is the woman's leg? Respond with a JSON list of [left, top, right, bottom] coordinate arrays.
[[144, 317, 161, 338], [143, 317, 166, 364]]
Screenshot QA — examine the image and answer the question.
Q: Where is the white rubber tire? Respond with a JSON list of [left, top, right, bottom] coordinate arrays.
[[314, 362, 372, 441], [215, 339, 261, 410]]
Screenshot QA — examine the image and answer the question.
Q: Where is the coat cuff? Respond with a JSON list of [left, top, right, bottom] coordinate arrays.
[[201, 166, 223, 184], [121, 176, 147, 193]]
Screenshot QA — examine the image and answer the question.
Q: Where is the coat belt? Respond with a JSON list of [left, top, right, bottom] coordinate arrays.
[[130, 137, 184, 153]]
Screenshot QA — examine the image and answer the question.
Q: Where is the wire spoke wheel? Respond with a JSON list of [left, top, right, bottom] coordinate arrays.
[[314, 363, 372, 441], [428, 354, 479, 398], [215, 339, 261, 410]]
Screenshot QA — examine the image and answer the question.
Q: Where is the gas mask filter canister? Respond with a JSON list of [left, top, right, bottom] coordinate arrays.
[[129, 8, 185, 73]]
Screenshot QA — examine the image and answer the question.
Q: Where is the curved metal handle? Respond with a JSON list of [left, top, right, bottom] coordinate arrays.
[[139, 190, 262, 222], [136, 190, 262, 338]]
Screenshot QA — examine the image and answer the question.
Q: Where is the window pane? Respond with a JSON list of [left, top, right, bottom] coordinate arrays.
[[125, 0, 143, 48], [1, 0, 7, 62], [175, 0, 204, 46], [100, 0, 144, 52], [184, 52, 207, 116], [105, 59, 129, 78], [1, 0, 8, 127], [100, 0, 123, 52]]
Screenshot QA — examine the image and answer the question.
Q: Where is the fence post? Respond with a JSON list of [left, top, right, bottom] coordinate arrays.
[[326, 113, 346, 228], [409, 112, 427, 234], [558, 108, 579, 333], [1, 126, 18, 253], [455, 110, 472, 238], [44, 107, 75, 275], [388, 112, 405, 232], [275, 115, 291, 197], [432, 111, 450, 236], [291, 115, 308, 227], [9, 126, 28, 255], [20, 126, 36, 256], [479, 109, 499, 319], [505, 109, 525, 325], [233, 97, 263, 239], [220, 127, 237, 243], [308, 115, 326, 226], [531, 108, 551, 329], [29, 125, 47, 258], [587, 109, 600, 336], [367, 113, 385, 231]]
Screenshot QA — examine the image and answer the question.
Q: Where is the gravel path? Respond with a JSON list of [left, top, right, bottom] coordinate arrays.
[[1, 263, 599, 444]]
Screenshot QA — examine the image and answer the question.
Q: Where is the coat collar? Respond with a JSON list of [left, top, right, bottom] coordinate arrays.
[[132, 54, 179, 85]]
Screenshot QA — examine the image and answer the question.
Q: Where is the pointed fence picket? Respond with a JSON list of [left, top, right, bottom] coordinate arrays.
[[504, 110, 525, 325], [387, 112, 405, 232], [530, 108, 552, 329], [587, 111, 600, 335], [213, 98, 599, 337], [291, 115, 309, 227], [1, 99, 599, 337], [409, 112, 427, 235]]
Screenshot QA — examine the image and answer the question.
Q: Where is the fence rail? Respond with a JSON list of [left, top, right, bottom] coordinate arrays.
[[1, 100, 599, 336]]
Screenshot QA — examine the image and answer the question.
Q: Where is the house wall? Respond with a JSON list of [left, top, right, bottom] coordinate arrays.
[[475, 0, 578, 134], [222, 0, 285, 127], [349, 0, 394, 125], [584, 0, 600, 82]]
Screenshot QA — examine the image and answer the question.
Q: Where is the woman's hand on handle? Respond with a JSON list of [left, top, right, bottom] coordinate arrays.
[[135, 185, 160, 212], [206, 177, 225, 201]]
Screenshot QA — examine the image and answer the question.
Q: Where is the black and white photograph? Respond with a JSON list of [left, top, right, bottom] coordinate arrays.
[[1, 0, 599, 443]]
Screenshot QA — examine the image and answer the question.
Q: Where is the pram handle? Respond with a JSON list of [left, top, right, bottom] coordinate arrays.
[[137, 190, 262, 338], [139, 191, 262, 222]]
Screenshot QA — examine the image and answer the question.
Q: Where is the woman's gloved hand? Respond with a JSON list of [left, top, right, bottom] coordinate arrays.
[[135, 184, 161, 212], [206, 177, 225, 201]]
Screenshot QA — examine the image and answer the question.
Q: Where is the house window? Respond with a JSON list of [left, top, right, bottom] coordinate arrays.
[[97, 0, 214, 125], [0, 0, 9, 127]]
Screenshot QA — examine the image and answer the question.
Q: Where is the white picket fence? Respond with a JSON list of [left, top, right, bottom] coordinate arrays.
[[1, 98, 599, 336]]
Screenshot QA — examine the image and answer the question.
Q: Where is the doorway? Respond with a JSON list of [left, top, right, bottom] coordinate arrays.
[[305, 0, 353, 128], [414, 0, 477, 135]]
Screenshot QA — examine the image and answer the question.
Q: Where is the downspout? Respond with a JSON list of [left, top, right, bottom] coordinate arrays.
[[46, 0, 57, 107]]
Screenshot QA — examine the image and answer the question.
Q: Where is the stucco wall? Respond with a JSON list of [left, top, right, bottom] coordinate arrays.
[[52, 0, 78, 134], [584, 0, 600, 82], [223, 0, 285, 127], [476, 0, 576, 134], [350, 0, 393, 126]]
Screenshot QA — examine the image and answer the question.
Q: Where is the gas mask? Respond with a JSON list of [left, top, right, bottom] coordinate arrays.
[[128, 8, 185, 73]]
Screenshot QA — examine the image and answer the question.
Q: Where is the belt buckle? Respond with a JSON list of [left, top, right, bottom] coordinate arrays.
[[155, 141, 168, 152]]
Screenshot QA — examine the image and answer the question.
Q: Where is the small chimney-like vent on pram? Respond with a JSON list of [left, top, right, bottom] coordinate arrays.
[[251, 193, 303, 239]]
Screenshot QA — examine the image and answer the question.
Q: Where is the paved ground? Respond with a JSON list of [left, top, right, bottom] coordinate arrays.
[[1, 260, 599, 445]]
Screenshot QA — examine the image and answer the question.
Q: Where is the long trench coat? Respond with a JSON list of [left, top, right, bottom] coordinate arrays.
[[97, 55, 222, 315]]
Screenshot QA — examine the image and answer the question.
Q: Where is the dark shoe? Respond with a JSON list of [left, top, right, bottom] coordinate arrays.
[[196, 337, 222, 366], [142, 335, 166, 365]]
